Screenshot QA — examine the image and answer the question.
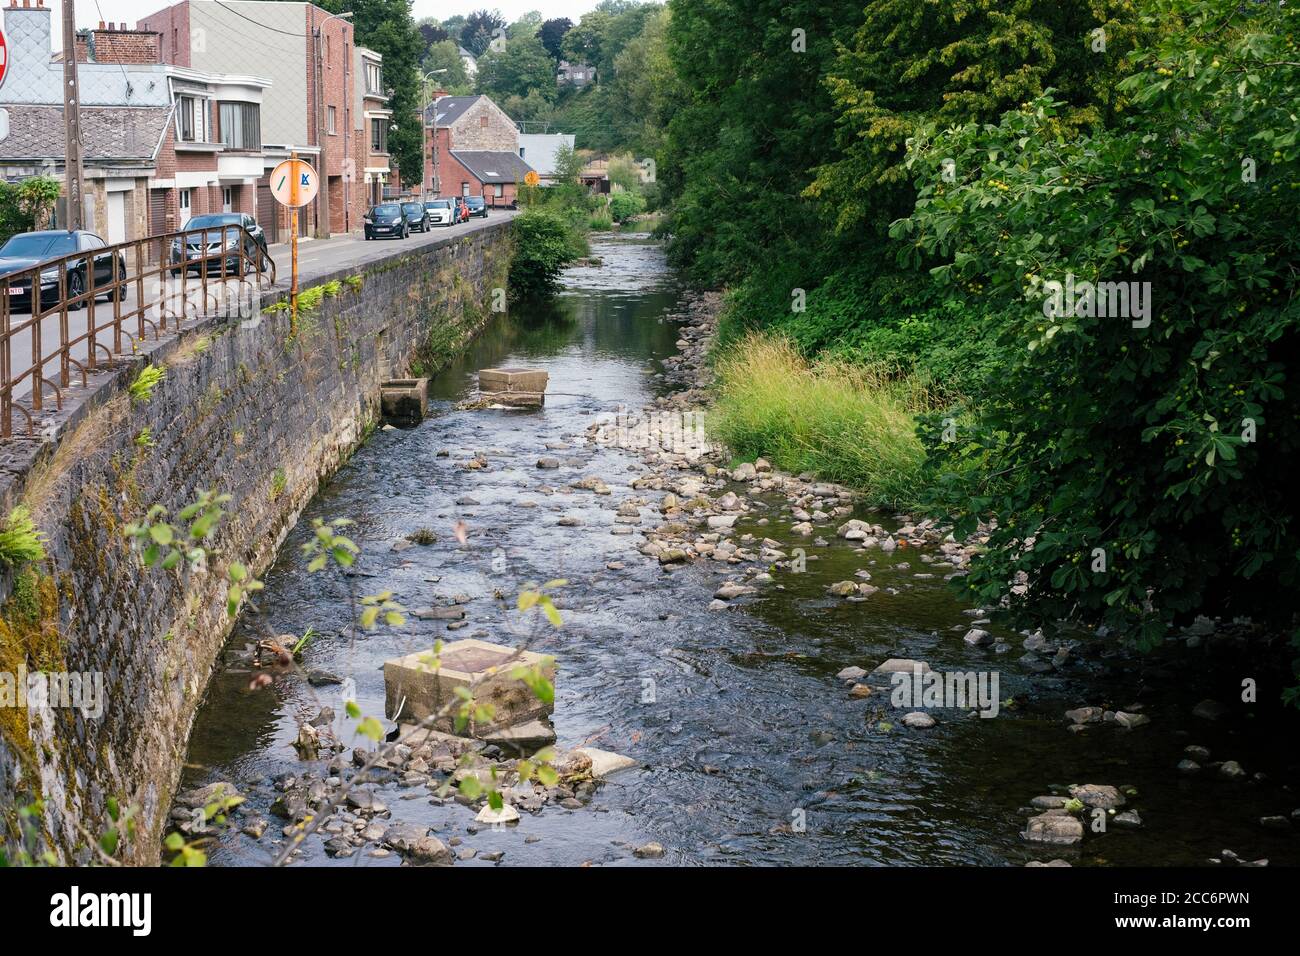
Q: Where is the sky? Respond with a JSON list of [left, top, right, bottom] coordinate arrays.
[[27, 1, 606, 51]]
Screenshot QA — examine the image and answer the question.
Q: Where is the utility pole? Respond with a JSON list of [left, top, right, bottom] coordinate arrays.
[[62, 0, 85, 230]]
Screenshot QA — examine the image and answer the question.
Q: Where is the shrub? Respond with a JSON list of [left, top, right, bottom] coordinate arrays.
[[712, 335, 930, 506], [510, 206, 586, 299], [895, 0, 1300, 645], [609, 189, 646, 223]]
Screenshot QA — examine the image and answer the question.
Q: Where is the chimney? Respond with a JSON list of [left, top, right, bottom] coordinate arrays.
[[5, 0, 53, 73]]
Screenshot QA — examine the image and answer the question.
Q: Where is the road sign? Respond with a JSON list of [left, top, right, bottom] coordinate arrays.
[[0, 28, 9, 92], [271, 157, 319, 208], [524, 170, 540, 187]]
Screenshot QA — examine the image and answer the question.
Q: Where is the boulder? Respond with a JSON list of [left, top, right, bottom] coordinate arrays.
[[1022, 813, 1084, 846], [1068, 784, 1126, 809]]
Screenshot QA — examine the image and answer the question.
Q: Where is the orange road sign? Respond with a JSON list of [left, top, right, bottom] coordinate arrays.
[[271, 158, 319, 208], [524, 170, 540, 187]]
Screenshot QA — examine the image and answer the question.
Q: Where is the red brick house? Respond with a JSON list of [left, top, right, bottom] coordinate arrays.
[[423, 94, 533, 207]]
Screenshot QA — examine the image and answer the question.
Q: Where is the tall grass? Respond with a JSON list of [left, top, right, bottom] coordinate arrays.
[[711, 335, 931, 506]]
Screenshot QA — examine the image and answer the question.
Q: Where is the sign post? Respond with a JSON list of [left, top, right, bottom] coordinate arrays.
[[0, 26, 10, 93], [270, 154, 319, 334]]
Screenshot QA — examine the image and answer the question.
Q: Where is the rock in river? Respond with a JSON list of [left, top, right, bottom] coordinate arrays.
[[1068, 784, 1126, 809], [1022, 813, 1084, 846]]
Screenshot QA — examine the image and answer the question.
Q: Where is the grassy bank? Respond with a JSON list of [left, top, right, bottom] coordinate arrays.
[[711, 335, 933, 507]]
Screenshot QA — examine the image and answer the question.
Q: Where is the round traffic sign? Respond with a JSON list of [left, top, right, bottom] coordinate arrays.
[[271, 158, 319, 208], [0, 29, 10, 93], [524, 170, 540, 187]]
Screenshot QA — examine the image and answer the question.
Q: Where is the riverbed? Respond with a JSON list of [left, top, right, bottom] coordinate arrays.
[[180, 227, 1300, 867]]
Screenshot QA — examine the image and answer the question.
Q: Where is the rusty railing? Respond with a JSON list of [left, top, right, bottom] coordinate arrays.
[[0, 225, 276, 438]]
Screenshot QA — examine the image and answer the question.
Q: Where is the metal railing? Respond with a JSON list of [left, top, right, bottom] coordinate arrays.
[[0, 225, 276, 438]]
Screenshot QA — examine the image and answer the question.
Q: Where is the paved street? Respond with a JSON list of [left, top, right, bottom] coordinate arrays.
[[3, 211, 516, 401]]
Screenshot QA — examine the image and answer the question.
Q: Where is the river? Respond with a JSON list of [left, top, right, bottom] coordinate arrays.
[[181, 226, 1299, 867]]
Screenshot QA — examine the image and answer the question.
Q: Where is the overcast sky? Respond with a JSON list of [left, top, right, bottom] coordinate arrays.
[[27, 1, 606, 50]]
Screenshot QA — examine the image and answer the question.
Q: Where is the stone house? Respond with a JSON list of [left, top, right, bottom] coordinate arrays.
[[422, 94, 533, 206]]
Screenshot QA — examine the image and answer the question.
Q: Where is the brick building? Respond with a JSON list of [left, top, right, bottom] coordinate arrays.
[[139, 0, 372, 239], [0, 1, 173, 243], [423, 94, 533, 207], [353, 45, 391, 211]]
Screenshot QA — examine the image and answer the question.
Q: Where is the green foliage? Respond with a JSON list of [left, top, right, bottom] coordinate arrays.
[[302, 517, 359, 572], [895, 0, 1300, 643], [0, 507, 46, 568], [125, 491, 229, 572], [422, 38, 472, 92], [359, 590, 406, 630], [128, 364, 165, 403], [608, 189, 646, 222], [712, 335, 931, 506], [0, 177, 60, 243], [477, 32, 557, 103], [509, 206, 587, 299]]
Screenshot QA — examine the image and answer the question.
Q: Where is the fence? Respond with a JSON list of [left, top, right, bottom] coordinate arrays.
[[0, 225, 276, 438]]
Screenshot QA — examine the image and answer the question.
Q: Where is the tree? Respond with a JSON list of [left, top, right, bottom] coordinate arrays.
[[539, 17, 572, 60], [422, 38, 471, 93], [894, 0, 1300, 648], [415, 17, 448, 45], [461, 9, 507, 57], [477, 33, 556, 103]]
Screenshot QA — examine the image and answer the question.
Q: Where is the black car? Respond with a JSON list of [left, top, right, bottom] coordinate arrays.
[[171, 213, 269, 276], [465, 196, 488, 218], [401, 201, 430, 233], [0, 230, 126, 313], [364, 203, 408, 240]]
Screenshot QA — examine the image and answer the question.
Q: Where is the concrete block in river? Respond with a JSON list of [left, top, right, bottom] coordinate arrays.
[[479, 367, 548, 406], [383, 638, 555, 735], [380, 378, 429, 425]]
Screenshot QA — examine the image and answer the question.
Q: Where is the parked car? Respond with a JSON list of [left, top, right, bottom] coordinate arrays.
[[424, 198, 457, 227], [0, 229, 126, 313], [465, 196, 488, 218], [401, 201, 430, 233], [171, 213, 269, 276], [364, 203, 409, 240]]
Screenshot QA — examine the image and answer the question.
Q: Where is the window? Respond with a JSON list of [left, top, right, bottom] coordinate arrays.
[[480, 116, 488, 128], [218, 101, 261, 150], [370, 118, 388, 153], [519, 147, 525, 158], [462, 183, 470, 196], [177, 95, 207, 142], [493, 184, 503, 198], [327, 106, 337, 135], [365, 61, 383, 95], [179, 189, 192, 214]]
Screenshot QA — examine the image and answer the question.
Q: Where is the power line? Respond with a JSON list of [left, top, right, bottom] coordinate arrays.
[[212, 0, 311, 38]]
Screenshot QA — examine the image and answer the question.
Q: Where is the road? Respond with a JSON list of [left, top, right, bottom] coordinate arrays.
[[3, 211, 516, 403]]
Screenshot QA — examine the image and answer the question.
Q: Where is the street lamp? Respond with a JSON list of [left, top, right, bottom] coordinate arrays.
[[422, 69, 448, 198], [312, 9, 354, 237]]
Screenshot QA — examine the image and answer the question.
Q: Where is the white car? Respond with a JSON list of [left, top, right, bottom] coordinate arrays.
[[424, 199, 457, 227]]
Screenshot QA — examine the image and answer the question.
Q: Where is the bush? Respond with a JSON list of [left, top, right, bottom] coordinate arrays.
[[609, 190, 646, 223], [712, 335, 930, 506], [896, 0, 1300, 645], [509, 206, 587, 299]]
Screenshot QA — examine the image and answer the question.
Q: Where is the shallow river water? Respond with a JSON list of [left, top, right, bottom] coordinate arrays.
[[182, 228, 1299, 867]]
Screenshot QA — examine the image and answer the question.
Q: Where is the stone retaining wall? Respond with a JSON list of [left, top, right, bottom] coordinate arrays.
[[0, 221, 513, 864]]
